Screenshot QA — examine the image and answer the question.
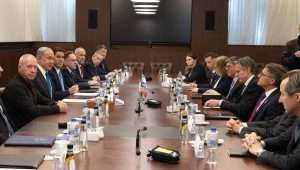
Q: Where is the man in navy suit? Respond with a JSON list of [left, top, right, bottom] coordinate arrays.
[[49, 48, 79, 100], [226, 63, 289, 135], [205, 56, 264, 121], [32, 47, 56, 100], [242, 70, 300, 170]]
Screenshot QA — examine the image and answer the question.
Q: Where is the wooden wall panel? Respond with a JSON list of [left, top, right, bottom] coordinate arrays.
[[0, 0, 287, 86]]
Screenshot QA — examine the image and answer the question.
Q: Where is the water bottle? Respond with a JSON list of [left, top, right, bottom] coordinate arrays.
[[68, 120, 80, 154], [194, 126, 205, 159], [79, 119, 88, 152], [65, 144, 76, 170], [206, 127, 218, 164], [180, 112, 188, 144]]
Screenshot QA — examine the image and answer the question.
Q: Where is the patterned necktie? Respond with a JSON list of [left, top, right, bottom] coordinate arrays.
[[248, 94, 266, 122], [45, 71, 53, 99], [58, 70, 66, 91], [0, 105, 14, 136]]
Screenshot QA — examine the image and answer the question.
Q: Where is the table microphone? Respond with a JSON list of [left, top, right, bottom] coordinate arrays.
[[136, 126, 147, 156]]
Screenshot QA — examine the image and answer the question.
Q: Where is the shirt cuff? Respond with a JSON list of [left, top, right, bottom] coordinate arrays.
[[260, 140, 266, 148], [242, 122, 248, 127], [238, 127, 244, 134], [256, 148, 265, 157], [218, 100, 223, 107]]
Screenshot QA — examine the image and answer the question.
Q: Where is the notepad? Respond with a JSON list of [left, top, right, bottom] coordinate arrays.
[[0, 154, 44, 170], [62, 98, 87, 103], [74, 92, 98, 97], [4, 135, 55, 147]]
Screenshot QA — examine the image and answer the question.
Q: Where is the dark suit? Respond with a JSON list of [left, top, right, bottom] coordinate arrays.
[[281, 37, 300, 70], [221, 76, 264, 121], [249, 89, 284, 122], [48, 67, 70, 100], [197, 72, 219, 89], [84, 60, 101, 80], [198, 75, 232, 96], [32, 69, 53, 100], [2, 74, 60, 130], [225, 79, 242, 101], [0, 98, 10, 144], [184, 64, 208, 84], [257, 119, 300, 170], [61, 67, 90, 89], [97, 60, 110, 80], [240, 113, 296, 139]]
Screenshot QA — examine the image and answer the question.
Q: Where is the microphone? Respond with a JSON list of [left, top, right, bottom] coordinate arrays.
[[136, 126, 147, 156]]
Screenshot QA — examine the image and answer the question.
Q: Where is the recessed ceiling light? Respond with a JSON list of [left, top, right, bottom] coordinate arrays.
[[133, 5, 159, 8], [136, 11, 156, 15], [131, 0, 160, 2], [134, 8, 157, 12]]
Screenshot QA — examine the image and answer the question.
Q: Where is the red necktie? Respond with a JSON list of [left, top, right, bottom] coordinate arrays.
[[80, 65, 84, 78], [248, 94, 266, 122]]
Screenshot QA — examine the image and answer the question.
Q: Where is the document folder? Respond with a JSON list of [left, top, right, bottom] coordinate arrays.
[[4, 135, 55, 147], [0, 154, 44, 169]]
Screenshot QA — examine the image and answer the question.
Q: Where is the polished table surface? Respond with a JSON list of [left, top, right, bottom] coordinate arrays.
[[0, 75, 275, 170]]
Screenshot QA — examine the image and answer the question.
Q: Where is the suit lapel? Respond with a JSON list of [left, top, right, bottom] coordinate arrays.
[[37, 70, 51, 98]]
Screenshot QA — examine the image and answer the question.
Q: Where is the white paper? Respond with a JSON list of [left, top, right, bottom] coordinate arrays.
[[202, 106, 221, 109], [74, 93, 98, 97], [62, 99, 87, 103], [115, 98, 125, 106]]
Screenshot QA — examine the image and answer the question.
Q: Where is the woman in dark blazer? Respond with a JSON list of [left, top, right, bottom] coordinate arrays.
[[183, 53, 208, 84], [193, 56, 232, 96]]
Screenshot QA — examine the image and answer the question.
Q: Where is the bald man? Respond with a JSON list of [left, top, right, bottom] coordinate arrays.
[[74, 47, 87, 79], [2, 54, 67, 130]]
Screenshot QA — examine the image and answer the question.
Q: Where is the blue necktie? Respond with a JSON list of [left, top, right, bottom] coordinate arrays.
[[58, 71, 66, 91], [0, 105, 14, 136], [45, 72, 53, 99]]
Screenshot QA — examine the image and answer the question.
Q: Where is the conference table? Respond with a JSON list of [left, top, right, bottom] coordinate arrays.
[[0, 74, 275, 170]]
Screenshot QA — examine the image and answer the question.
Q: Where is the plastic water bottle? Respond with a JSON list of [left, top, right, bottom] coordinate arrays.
[[65, 144, 76, 170], [79, 119, 88, 152], [68, 120, 80, 154], [206, 127, 218, 164], [194, 126, 205, 159]]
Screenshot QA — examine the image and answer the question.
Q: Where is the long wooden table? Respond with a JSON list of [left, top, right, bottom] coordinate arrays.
[[0, 75, 275, 170]]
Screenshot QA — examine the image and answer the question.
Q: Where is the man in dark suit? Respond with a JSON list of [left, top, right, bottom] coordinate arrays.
[[193, 56, 232, 96], [205, 56, 264, 121], [95, 44, 111, 80], [247, 63, 287, 122], [74, 47, 87, 79], [62, 51, 99, 89], [49, 48, 79, 100], [242, 70, 300, 170], [32, 47, 56, 100], [281, 28, 300, 70], [203, 56, 241, 101], [2, 54, 67, 130], [84, 52, 103, 80], [0, 66, 14, 144], [227, 113, 296, 139], [203, 52, 218, 82]]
